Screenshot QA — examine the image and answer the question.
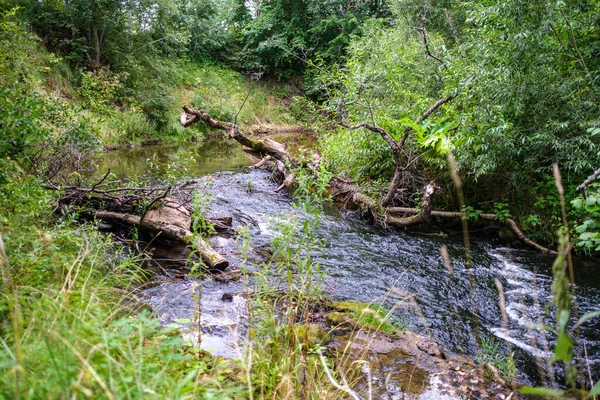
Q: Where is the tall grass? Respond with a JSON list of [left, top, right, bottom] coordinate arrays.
[[0, 164, 243, 398]]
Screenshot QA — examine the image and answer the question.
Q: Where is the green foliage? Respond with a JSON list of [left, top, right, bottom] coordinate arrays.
[[307, 0, 600, 247], [237, 0, 389, 76], [141, 90, 174, 131], [77, 69, 125, 113], [103, 111, 157, 143], [572, 184, 600, 251], [479, 337, 516, 382], [191, 185, 216, 236], [0, 83, 100, 170], [188, 63, 294, 127], [493, 202, 512, 221], [319, 127, 395, 182], [348, 305, 407, 335], [461, 205, 483, 221]]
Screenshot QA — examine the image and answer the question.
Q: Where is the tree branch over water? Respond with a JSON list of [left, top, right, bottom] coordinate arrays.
[[179, 105, 555, 253]]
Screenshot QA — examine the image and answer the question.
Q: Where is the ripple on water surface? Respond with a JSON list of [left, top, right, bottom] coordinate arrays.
[[103, 142, 600, 385]]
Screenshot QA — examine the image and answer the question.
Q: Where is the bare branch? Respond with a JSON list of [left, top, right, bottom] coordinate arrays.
[[417, 26, 443, 64], [577, 166, 600, 194]]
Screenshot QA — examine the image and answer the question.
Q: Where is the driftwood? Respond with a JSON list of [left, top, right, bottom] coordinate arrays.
[[95, 211, 229, 270], [179, 106, 555, 254], [50, 173, 230, 270]]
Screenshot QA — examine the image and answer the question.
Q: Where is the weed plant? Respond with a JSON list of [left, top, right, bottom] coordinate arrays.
[[480, 337, 517, 382], [240, 155, 335, 398]]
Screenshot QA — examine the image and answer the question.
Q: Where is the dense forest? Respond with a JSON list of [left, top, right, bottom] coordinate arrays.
[[1, 0, 600, 398]]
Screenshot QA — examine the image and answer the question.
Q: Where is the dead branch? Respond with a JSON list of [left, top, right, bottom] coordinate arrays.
[[56, 178, 204, 214], [387, 207, 556, 254], [577, 166, 600, 195], [385, 181, 436, 227], [417, 26, 444, 63]]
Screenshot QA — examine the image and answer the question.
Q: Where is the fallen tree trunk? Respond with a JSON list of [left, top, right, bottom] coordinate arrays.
[[387, 207, 556, 254], [179, 106, 556, 253], [95, 211, 229, 270], [182, 105, 292, 164]]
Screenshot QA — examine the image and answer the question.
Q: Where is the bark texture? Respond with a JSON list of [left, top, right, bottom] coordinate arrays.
[[95, 211, 229, 270]]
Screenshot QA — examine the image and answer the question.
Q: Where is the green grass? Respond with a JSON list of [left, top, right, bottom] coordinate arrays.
[[93, 60, 298, 146], [0, 165, 245, 398], [479, 337, 517, 382]]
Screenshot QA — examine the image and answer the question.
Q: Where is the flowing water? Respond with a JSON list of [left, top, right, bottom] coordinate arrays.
[[97, 135, 600, 387]]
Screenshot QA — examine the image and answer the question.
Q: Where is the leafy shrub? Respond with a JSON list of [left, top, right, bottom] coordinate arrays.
[[572, 184, 600, 252], [105, 111, 157, 143], [78, 68, 126, 113], [141, 90, 173, 131]]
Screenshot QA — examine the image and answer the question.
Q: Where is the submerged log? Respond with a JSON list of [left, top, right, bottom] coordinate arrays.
[[95, 211, 229, 270]]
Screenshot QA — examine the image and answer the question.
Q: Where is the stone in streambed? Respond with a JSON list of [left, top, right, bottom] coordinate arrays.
[[326, 311, 355, 328], [294, 324, 331, 347]]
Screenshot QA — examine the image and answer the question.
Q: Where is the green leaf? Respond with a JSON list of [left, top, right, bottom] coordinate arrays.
[[574, 310, 600, 329], [579, 232, 598, 240], [552, 332, 573, 362], [590, 379, 600, 395], [558, 309, 570, 331], [572, 198, 583, 208], [519, 387, 565, 397]]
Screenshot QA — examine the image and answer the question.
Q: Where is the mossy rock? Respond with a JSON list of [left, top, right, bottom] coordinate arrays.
[[294, 324, 331, 347], [328, 301, 405, 336], [330, 301, 371, 313], [326, 311, 355, 328]]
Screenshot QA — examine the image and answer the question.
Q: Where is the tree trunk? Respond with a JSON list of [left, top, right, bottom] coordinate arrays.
[[95, 211, 229, 270]]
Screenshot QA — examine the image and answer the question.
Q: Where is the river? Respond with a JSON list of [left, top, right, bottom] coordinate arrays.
[[97, 135, 600, 388]]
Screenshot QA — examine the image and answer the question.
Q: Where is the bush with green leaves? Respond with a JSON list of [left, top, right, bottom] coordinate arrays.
[[77, 68, 125, 113], [572, 184, 600, 252]]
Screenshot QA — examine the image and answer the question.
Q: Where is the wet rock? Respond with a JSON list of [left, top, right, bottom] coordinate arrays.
[[330, 330, 513, 400], [221, 292, 234, 302], [213, 269, 241, 283], [254, 245, 274, 262]]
